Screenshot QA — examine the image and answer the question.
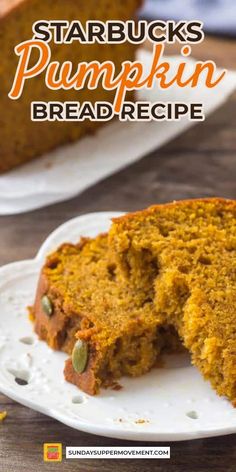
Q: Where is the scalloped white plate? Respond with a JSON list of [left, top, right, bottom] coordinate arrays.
[[0, 212, 235, 441]]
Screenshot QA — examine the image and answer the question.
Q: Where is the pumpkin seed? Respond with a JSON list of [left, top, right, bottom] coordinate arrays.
[[72, 339, 88, 374], [186, 410, 198, 419], [41, 295, 53, 317]]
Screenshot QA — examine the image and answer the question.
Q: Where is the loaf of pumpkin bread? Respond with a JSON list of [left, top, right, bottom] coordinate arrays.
[[0, 0, 141, 173]]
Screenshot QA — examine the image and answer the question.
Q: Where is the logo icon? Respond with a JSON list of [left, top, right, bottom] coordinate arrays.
[[43, 443, 62, 462]]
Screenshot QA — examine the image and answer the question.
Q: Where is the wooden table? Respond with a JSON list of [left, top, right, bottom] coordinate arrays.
[[0, 36, 236, 471]]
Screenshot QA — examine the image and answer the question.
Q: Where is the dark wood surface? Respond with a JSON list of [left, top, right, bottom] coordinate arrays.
[[0, 36, 236, 471]]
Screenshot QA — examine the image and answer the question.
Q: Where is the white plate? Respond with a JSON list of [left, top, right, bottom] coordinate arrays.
[[0, 212, 235, 441]]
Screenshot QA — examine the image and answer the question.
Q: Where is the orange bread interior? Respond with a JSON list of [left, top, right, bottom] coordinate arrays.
[[110, 198, 236, 405]]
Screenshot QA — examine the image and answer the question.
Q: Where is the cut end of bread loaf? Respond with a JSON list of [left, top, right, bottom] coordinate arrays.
[[110, 198, 236, 405]]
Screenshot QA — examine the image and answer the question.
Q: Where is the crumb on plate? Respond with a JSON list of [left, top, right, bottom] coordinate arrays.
[[0, 411, 7, 422]]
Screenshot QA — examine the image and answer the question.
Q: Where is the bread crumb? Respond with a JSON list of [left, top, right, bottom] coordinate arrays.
[[111, 382, 123, 391], [27, 306, 35, 322], [135, 419, 150, 424], [0, 411, 7, 422]]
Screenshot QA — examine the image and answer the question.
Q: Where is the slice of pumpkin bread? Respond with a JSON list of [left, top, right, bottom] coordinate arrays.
[[109, 198, 236, 405], [33, 233, 180, 395]]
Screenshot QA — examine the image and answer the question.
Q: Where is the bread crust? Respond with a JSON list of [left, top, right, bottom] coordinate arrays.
[[112, 197, 236, 225]]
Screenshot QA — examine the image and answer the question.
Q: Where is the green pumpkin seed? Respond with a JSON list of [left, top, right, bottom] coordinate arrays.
[[186, 410, 198, 419], [41, 295, 54, 317], [72, 339, 88, 374]]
